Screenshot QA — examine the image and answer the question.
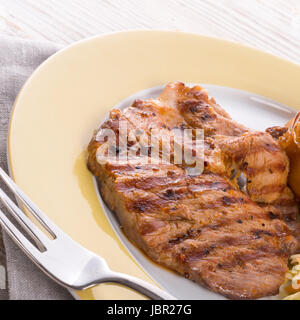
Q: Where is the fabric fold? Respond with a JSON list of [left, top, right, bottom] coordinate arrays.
[[0, 36, 73, 300]]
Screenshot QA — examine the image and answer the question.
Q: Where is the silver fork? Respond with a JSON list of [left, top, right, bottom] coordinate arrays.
[[0, 167, 175, 300]]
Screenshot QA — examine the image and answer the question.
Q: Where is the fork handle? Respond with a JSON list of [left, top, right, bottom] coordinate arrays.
[[102, 271, 176, 300]]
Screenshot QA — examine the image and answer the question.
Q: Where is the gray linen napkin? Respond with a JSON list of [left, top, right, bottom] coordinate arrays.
[[0, 36, 73, 300]]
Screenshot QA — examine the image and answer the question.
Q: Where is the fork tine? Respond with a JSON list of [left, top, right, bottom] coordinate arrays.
[[0, 167, 56, 238], [0, 209, 43, 261], [0, 188, 49, 251]]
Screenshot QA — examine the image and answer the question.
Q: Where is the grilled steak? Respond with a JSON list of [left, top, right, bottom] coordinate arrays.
[[87, 82, 299, 299]]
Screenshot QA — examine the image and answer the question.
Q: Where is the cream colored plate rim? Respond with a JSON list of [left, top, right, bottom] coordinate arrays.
[[7, 30, 300, 300]]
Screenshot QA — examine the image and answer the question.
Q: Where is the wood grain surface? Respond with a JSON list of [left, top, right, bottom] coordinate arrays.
[[0, 0, 300, 64], [0, 0, 299, 299]]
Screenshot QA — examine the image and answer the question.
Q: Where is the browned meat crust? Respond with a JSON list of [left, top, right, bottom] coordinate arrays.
[[87, 82, 299, 300]]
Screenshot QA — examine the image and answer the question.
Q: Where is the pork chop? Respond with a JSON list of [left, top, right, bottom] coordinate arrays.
[[87, 82, 299, 299]]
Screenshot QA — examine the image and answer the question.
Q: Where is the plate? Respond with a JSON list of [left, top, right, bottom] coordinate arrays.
[[8, 31, 300, 300]]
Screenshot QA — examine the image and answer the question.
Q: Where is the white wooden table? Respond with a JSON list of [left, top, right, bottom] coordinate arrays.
[[0, 0, 300, 299], [1, 0, 300, 64]]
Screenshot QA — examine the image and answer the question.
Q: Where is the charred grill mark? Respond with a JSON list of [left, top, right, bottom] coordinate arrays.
[[200, 113, 214, 121], [188, 180, 233, 193], [168, 228, 202, 245], [252, 229, 275, 239], [269, 212, 278, 220], [262, 202, 299, 224], [181, 100, 205, 113], [232, 144, 283, 163], [166, 212, 282, 256], [264, 143, 281, 153], [258, 203, 298, 224], [162, 189, 182, 200], [244, 163, 286, 176], [127, 188, 250, 217], [117, 174, 233, 196], [132, 202, 151, 213], [182, 233, 286, 264], [259, 199, 298, 208], [222, 196, 244, 206], [107, 164, 182, 176], [179, 247, 212, 263], [180, 226, 293, 271], [248, 184, 286, 195], [215, 250, 286, 273], [201, 209, 271, 233], [116, 175, 186, 192]]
